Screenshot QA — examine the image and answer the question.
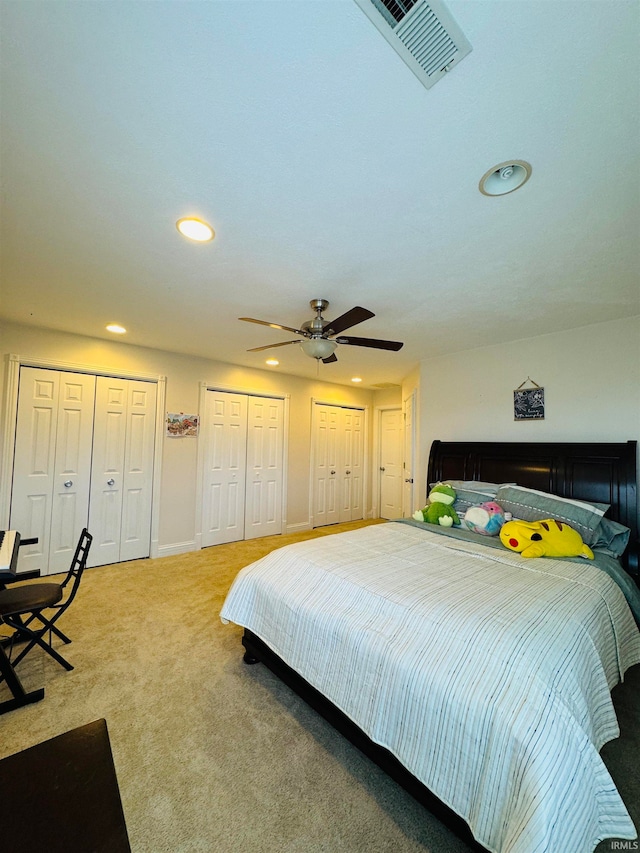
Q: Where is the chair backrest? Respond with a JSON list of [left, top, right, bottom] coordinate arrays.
[[58, 529, 93, 607]]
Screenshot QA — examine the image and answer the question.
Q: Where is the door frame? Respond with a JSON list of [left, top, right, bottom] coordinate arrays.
[[0, 353, 166, 557], [195, 381, 290, 549], [309, 399, 369, 527], [372, 404, 402, 519], [402, 389, 417, 518]]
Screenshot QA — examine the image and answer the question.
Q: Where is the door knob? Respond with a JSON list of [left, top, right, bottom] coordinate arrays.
[[330, 470, 336, 475], [107, 479, 115, 486], [346, 470, 351, 475], [379, 467, 385, 472], [64, 480, 73, 488], [404, 478, 414, 483]]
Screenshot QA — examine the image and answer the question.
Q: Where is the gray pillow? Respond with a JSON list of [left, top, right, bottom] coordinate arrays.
[[443, 480, 503, 496], [429, 481, 514, 516], [453, 487, 500, 515], [495, 484, 609, 545], [591, 517, 631, 558]]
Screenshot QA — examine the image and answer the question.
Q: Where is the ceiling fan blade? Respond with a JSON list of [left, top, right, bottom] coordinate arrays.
[[335, 336, 404, 351], [322, 353, 338, 364], [239, 317, 307, 337], [323, 306, 374, 335], [247, 340, 300, 352]]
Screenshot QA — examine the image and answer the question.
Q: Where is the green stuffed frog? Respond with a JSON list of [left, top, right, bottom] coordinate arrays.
[[413, 483, 460, 527]]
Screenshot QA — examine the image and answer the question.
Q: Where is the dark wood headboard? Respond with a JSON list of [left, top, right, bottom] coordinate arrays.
[[427, 440, 638, 576]]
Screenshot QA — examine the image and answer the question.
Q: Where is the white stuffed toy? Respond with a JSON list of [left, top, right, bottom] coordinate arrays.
[[463, 501, 505, 536]]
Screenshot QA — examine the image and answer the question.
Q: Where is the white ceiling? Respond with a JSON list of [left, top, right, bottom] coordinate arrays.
[[1, 0, 639, 387]]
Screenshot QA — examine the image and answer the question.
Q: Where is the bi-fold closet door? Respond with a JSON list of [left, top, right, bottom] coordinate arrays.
[[202, 390, 284, 547], [312, 403, 364, 527], [9, 367, 156, 575], [87, 375, 157, 568]]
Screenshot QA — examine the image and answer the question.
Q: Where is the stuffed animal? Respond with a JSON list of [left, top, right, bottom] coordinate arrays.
[[413, 483, 460, 528], [463, 501, 505, 536], [499, 518, 594, 559]]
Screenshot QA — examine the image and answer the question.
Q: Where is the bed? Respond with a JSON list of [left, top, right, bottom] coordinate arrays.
[[220, 440, 640, 853]]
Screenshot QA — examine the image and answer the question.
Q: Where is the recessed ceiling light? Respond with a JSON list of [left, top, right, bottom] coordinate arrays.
[[351, 377, 363, 383], [479, 160, 532, 196], [106, 324, 126, 334], [265, 358, 279, 366], [176, 217, 215, 242]]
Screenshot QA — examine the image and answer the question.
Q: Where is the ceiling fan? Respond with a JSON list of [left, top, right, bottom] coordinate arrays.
[[239, 299, 404, 363]]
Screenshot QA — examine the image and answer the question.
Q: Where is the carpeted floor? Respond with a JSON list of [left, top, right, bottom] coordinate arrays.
[[1, 519, 638, 852]]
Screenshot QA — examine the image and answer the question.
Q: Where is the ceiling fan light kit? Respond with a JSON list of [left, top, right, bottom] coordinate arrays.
[[240, 299, 404, 364], [300, 338, 337, 360]]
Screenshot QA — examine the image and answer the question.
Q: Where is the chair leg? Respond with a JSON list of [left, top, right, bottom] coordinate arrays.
[[0, 643, 45, 714], [4, 617, 74, 672], [15, 612, 71, 645], [48, 623, 71, 644]]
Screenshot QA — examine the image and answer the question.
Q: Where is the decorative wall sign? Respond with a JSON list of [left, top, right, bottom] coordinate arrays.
[[166, 413, 199, 437], [514, 378, 544, 421]]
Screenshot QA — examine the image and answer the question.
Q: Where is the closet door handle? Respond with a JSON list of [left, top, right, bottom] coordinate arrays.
[[64, 481, 73, 488], [107, 479, 115, 486]]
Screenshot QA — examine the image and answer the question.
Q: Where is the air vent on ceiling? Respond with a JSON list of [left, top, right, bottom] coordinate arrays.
[[353, 0, 472, 90]]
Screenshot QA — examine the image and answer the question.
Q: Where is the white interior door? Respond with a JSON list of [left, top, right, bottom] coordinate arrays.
[[402, 391, 416, 517], [10, 368, 96, 576], [88, 376, 156, 567], [341, 407, 363, 522], [10, 368, 157, 574], [202, 391, 248, 546], [88, 376, 128, 567], [379, 408, 403, 520], [312, 404, 341, 527], [48, 372, 96, 573], [244, 396, 284, 540], [202, 391, 285, 546], [312, 403, 364, 527], [10, 367, 61, 576], [119, 380, 157, 562]]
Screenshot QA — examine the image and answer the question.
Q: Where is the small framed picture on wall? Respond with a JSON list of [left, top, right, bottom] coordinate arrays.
[[514, 379, 544, 421]]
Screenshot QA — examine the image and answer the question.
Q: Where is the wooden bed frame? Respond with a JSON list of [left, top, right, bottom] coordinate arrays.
[[241, 440, 639, 850]]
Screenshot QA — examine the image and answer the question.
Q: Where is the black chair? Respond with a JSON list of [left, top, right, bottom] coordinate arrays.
[[0, 529, 92, 673]]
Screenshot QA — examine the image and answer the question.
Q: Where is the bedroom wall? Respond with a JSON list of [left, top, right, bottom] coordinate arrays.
[[0, 321, 375, 552], [416, 316, 640, 522]]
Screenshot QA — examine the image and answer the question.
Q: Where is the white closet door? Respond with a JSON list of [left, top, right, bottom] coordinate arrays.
[[312, 404, 364, 527], [379, 408, 403, 520], [341, 407, 364, 522], [88, 376, 128, 567], [10, 367, 61, 575], [10, 368, 96, 576], [202, 391, 248, 546], [48, 372, 97, 573], [312, 404, 341, 527], [244, 396, 284, 540], [10, 368, 156, 574], [119, 380, 157, 562]]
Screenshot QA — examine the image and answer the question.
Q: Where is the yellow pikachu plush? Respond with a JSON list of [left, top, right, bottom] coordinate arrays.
[[500, 518, 594, 559]]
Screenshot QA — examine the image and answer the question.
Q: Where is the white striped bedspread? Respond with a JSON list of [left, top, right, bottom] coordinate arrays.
[[220, 522, 640, 853]]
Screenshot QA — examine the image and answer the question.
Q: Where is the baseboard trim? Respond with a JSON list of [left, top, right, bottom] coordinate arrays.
[[156, 540, 198, 557], [286, 521, 312, 534]]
